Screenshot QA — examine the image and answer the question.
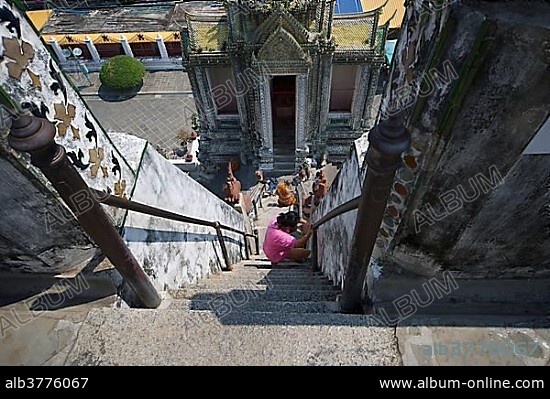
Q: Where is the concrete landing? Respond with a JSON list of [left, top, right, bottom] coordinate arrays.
[[65, 308, 401, 366], [397, 320, 550, 366]]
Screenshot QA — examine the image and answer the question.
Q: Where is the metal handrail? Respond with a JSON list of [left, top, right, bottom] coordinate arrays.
[[309, 196, 361, 271], [92, 189, 257, 271], [311, 196, 361, 230]]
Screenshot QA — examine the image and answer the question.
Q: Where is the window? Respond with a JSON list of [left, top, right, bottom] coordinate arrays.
[[95, 43, 123, 58], [129, 42, 160, 58], [208, 67, 238, 115], [165, 41, 182, 57], [329, 65, 358, 113]]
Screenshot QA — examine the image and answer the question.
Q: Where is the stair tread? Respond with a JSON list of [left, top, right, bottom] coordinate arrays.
[[168, 299, 342, 314], [181, 285, 340, 295], [206, 273, 333, 282], [205, 272, 325, 278], [171, 289, 339, 302], [199, 279, 336, 287]]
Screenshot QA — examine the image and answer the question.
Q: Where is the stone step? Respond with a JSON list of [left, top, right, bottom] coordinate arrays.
[[273, 164, 296, 172], [194, 281, 340, 292], [168, 287, 264, 300], [265, 170, 296, 178], [234, 260, 313, 268], [239, 267, 315, 274], [216, 311, 389, 327], [168, 299, 341, 314], [272, 157, 296, 163], [256, 276, 335, 285], [256, 290, 340, 302], [65, 308, 401, 366], [203, 275, 336, 286], [223, 269, 321, 278], [207, 272, 329, 282], [272, 161, 296, 167], [170, 288, 339, 302], [241, 262, 313, 269], [238, 264, 315, 272]]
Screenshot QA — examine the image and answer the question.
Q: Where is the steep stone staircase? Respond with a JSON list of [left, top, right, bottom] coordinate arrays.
[[271, 154, 297, 176], [3, 212, 548, 366], [0, 165, 401, 366], [63, 257, 402, 366]]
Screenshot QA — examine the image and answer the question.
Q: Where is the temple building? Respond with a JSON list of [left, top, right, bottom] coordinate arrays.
[[181, 0, 398, 172]]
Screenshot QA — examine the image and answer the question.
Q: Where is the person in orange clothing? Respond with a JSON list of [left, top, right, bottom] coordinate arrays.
[[276, 180, 296, 207]]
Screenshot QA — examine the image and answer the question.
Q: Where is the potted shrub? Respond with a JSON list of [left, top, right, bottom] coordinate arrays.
[[176, 127, 192, 147]]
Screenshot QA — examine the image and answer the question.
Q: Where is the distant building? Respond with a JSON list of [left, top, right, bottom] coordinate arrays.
[[30, 0, 404, 171], [182, 0, 399, 172], [30, 5, 186, 71]]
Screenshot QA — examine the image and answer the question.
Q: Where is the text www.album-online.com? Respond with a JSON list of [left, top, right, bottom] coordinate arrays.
[[379, 377, 545, 389]]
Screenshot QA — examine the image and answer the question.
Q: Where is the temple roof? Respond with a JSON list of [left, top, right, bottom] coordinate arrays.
[[26, 10, 53, 31], [332, 18, 374, 48], [190, 21, 229, 51], [41, 5, 183, 34], [331, 0, 400, 50], [33, 1, 403, 50], [335, 0, 405, 29], [176, 1, 225, 19], [362, 0, 405, 29]]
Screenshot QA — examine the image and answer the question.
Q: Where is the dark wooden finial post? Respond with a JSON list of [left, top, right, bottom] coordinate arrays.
[[8, 112, 161, 309], [340, 112, 410, 313]]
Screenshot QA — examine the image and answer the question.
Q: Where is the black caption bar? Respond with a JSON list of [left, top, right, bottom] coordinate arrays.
[[0, 366, 548, 394]]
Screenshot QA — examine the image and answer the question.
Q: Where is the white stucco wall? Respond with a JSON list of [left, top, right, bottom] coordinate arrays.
[[311, 136, 369, 286], [0, 1, 136, 225], [0, 2, 247, 289], [123, 143, 246, 289]]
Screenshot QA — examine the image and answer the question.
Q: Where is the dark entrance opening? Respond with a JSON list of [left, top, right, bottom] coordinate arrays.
[[271, 75, 296, 156]]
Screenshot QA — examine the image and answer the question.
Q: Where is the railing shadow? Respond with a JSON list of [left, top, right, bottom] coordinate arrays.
[[185, 264, 550, 328], [123, 227, 242, 245], [0, 253, 117, 310]]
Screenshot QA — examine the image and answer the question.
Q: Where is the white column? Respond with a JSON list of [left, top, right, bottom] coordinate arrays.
[[258, 79, 274, 169], [296, 74, 308, 151], [259, 79, 273, 151], [195, 70, 218, 130], [84, 36, 101, 63], [318, 55, 332, 141], [120, 35, 133, 57], [49, 37, 67, 63], [156, 34, 169, 60]]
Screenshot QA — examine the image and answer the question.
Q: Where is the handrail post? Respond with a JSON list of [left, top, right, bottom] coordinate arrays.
[[8, 113, 161, 308], [253, 200, 258, 220], [340, 112, 410, 314], [253, 229, 260, 256], [215, 223, 233, 271], [311, 230, 318, 271], [243, 233, 250, 260], [296, 182, 304, 220]]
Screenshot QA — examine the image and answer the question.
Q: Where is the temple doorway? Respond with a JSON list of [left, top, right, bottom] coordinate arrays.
[[271, 75, 296, 156]]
